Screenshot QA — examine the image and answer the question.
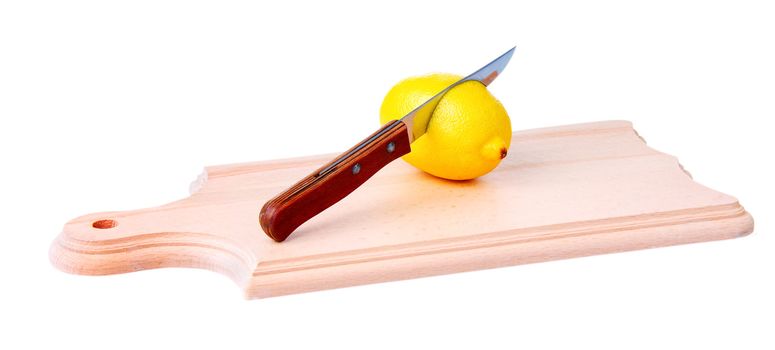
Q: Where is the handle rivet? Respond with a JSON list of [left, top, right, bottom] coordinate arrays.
[[386, 141, 396, 153], [352, 163, 361, 175]]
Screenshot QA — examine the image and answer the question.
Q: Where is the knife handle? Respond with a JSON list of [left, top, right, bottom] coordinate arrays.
[[260, 119, 411, 242]]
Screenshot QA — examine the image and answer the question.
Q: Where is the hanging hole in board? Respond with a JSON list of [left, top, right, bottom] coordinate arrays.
[[92, 219, 117, 229]]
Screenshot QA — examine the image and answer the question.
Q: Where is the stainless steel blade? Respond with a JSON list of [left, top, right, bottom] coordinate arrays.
[[401, 47, 515, 143]]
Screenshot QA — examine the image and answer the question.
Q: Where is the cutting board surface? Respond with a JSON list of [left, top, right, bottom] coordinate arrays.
[[50, 121, 753, 298]]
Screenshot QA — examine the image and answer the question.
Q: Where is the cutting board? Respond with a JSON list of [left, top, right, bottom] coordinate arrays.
[[49, 121, 753, 298]]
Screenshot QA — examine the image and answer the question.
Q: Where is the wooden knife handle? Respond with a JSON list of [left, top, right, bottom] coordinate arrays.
[[259, 120, 411, 242]]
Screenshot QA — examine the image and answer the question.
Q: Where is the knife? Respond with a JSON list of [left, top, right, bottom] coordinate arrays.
[[260, 47, 516, 242]]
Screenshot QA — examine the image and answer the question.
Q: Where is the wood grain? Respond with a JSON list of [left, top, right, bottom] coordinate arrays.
[[49, 121, 754, 299], [260, 120, 410, 242]]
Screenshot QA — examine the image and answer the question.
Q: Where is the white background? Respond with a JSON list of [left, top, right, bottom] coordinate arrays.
[[1, 1, 773, 349]]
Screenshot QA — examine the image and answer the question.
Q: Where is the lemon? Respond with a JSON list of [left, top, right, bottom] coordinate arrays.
[[379, 73, 511, 180]]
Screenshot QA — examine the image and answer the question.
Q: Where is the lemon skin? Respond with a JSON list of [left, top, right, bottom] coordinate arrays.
[[379, 73, 511, 180]]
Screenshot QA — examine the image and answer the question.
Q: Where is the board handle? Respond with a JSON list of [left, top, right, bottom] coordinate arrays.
[[259, 120, 411, 242]]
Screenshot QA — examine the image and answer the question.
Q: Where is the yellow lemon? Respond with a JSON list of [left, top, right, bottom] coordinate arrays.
[[379, 73, 511, 180]]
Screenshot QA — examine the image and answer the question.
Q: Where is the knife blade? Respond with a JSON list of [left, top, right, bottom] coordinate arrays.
[[260, 47, 516, 242]]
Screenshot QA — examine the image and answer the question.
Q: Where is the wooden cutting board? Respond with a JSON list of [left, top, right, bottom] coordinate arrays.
[[49, 121, 753, 298]]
